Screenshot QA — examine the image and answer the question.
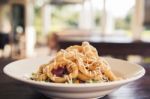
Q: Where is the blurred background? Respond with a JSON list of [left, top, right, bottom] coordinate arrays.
[[0, 0, 150, 63]]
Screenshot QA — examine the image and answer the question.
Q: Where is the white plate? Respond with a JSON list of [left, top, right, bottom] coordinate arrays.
[[3, 56, 145, 99]]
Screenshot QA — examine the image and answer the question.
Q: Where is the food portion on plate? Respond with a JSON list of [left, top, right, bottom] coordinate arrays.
[[31, 42, 120, 83]]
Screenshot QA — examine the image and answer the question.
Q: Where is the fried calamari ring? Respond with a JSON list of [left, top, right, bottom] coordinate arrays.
[[78, 70, 103, 81], [99, 58, 118, 81], [78, 72, 90, 81], [82, 42, 98, 57], [32, 64, 49, 81], [77, 57, 105, 81], [46, 60, 78, 83], [77, 59, 100, 78], [66, 45, 83, 53]]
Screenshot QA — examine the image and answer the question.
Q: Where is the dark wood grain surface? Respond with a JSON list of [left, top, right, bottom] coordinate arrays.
[[0, 58, 149, 99]]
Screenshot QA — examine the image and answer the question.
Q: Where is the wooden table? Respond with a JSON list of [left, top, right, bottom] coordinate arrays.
[[0, 58, 150, 99]]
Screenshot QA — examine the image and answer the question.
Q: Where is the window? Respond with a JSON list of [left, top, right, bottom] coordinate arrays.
[[105, 0, 135, 38], [51, 4, 81, 31], [141, 27, 150, 42], [90, 0, 103, 33], [34, 0, 149, 41]]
